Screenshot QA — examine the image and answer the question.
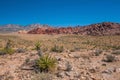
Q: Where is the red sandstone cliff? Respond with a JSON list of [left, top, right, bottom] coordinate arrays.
[[27, 22, 120, 36]]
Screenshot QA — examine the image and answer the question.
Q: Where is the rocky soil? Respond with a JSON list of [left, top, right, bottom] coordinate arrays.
[[0, 49, 120, 80]]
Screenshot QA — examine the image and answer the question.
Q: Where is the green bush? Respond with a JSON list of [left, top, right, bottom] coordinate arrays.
[[51, 45, 64, 53], [36, 54, 57, 72]]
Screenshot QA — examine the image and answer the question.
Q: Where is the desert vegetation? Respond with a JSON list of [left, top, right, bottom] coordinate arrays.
[[0, 33, 120, 80], [0, 34, 120, 51], [0, 39, 15, 55], [36, 54, 57, 72]]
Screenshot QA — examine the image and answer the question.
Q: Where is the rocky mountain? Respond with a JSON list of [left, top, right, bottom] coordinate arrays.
[[80, 22, 120, 36], [28, 22, 120, 36], [27, 27, 80, 34], [0, 24, 48, 33], [0, 22, 120, 35], [0, 24, 24, 33], [24, 24, 51, 30]]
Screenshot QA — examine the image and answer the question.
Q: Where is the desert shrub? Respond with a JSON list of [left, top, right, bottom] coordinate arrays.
[[111, 46, 120, 50], [105, 55, 115, 62], [16, 48, 26, 53], [42, 47, 48, 52], [74, 47, 81, 51], [112, 50, 120, 55], [34, 41, 43, 57], [82, 40, 91, 44], [70, 49, 75, 52], [36, 54, 57, 72], [37, 50, 43, 57], [35, 41, 41, 51], [5, 39, 13, 49], [94, 49, 103, 56], [0, 50, 5, 55], [51, 45, 64, 53], [25, 58, 30, 64], [32, 72, 53, 80], [105, 45, 120, 50], [0, 39, 14, 55], [1, 48, 14, 55], [65, 62, 73, 71]]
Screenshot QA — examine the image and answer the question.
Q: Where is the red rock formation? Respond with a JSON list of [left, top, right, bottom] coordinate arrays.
[[27, 27, 81, 34], [27, 22, 120, 36], [80, 22, 120, 36]]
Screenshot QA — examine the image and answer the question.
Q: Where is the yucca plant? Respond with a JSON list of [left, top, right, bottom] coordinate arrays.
[[35, 41, 41, 51], [36, 54, 57, 72], [35, 41, 43, 57]]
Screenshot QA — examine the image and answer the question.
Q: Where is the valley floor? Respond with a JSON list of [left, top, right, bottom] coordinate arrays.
[[0, 34, 120, 80]]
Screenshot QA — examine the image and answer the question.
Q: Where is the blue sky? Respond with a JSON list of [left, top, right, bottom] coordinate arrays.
[[0, 0, 120, 26]]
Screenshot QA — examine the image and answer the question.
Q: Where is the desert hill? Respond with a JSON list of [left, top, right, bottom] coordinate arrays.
[[80, 22, 120, 36], [0, 24, 49, 33], [28, 22, 120, 36], [0, 22, 120, 35]]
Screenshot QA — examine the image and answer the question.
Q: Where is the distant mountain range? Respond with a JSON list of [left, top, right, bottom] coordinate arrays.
[[0, 24, 23, 33], [28, 22, 120, 36], [0, 22, 120, 36], [0, 24, 50, 33]]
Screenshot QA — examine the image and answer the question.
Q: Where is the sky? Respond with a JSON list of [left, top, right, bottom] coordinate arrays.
[[0, 0, 120, 26]]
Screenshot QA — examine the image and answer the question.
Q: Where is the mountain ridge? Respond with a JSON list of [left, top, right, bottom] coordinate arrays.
[[27, 22, 120, 36], [0, 22, 120, 35]]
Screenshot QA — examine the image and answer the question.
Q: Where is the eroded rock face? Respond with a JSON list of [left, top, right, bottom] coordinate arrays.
[[27, 22, 120, 36], [80, 22, 120, 36], [27, 27, 80, 34]]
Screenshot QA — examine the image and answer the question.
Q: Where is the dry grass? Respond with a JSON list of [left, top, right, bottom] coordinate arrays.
[[0, 33, 120, 80], [0, 33, 120, 51]]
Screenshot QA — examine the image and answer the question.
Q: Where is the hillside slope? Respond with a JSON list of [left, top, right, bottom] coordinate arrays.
[[28, 22, 120, 36]]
